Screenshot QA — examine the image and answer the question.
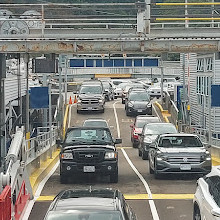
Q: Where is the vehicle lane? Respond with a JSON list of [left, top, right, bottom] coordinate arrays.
[[28, 99, 196, 220]]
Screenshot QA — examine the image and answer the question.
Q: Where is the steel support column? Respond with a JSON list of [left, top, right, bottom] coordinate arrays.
[[0, 54, 6, 171]]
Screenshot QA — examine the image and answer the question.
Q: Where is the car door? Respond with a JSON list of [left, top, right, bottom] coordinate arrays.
[[202, 176, 220, 220], [148, 141, 157, 170]]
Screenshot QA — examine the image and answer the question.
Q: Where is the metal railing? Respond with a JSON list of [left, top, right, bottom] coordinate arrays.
[[26, 126, 58, 164]]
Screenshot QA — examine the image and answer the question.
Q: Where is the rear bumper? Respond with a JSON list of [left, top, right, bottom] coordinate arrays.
[[77, 104, 104, 111]]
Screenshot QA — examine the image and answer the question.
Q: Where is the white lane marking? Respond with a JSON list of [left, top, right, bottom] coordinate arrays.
[[22, 161, 60, 220], [121, 149, 160, 220], [113, 101, 121, 138], [113, 101, 160, 220]]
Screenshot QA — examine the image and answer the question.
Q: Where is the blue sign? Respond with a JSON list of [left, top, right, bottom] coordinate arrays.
[[211, 85, 220, 107], [30, 87, 49, 109], [69, 57, 159, 68]]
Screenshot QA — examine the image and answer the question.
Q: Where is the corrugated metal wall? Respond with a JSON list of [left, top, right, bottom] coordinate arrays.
[[5, 75, 26, 106]]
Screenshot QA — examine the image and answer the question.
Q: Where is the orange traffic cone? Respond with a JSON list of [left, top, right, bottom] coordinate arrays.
[[69, 96, 73, 104], [74, 95, 77, 103]]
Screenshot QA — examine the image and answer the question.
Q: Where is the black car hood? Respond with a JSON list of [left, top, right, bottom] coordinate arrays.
[[63, 144, 115, 151], [130, 100, 150, 106]]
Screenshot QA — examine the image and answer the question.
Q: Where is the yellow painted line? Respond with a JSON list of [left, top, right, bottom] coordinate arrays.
[[37, 194, 194, 201], [212, 157, 220, 166], [156, 3, 220, 6], [29, 149, 60, 196], [95, 74, 131, 78]]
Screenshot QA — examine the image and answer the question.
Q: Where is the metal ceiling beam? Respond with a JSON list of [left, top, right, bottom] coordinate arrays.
[[0, 39, 219, 53]]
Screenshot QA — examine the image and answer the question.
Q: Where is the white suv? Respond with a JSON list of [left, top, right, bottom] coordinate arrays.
[[193, 166, 220, 220]]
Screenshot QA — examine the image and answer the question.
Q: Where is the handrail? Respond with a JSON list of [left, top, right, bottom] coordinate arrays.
[[0, 185, 11, 220]]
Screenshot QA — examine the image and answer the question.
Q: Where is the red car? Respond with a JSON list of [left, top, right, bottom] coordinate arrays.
[[130, 115, 160, 148]]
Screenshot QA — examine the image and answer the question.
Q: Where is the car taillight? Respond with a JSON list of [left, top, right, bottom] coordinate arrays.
[[133, 134, 139, 139]]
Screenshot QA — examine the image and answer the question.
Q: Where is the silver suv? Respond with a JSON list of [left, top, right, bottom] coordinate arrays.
[[77, 80, 105, 113], [148, 133, 212, 179]]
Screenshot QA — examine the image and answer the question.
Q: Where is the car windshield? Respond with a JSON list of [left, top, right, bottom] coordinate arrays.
[[117, 82, 129, 89], [46, 210, 123, 220], [128, 92, 150, 101], [83, 121, 108, 128], [159, 136, 203, 148], [80, 86, 102, 94], [144, 124, 177, 135], [136, 118, 160, 128], [65, 128, 113, 145], [102, 82, 109, 89]]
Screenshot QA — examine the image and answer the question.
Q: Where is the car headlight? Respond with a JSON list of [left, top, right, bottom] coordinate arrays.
[[156, 154, 168, 161], [201, 151, 211, 161], [128, 102, 134, 108], [105, 152, 117, 160], [99, 99, 104, 103], [61, 152, 73, 159], [146, 103, 152, 108], [77, 99, 82, 103]]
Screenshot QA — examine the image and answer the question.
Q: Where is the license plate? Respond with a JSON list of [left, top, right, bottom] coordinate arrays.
[[180, 164, 191, 170], [88, 107, 92, 110], [138, 110, 142, 112], [83, 166, 95, 172]]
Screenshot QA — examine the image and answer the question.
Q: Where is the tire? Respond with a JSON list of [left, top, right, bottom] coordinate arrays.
[[138, 148, 142, 157], [193, 205, 201, 220], [132, 143, 138, 148], [142, 151, 148, 160], [110, 170, 118, 183], [126, 110, 131, 116], [154, 162, 160, 179], [122, 99, 125, 104], [77, 109, 81, 114], [100, 108, 105, 113], [149, 161, 154, 174], [60, 173, 68, 184]]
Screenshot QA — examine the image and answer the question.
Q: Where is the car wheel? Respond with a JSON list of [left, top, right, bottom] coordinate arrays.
[[110, 170, 118, 183], [132, 143, 138, 148], [138, 148, 142, 157], [100, 108, 105, 113], [149, 161, 154, 174], [122, 99, 125, 104], [142, 151, 148, 160], [154, 162, 160, 179], [60, 173, 68, 184], [77, 109, 81, 114], [126, 110, 131, 116], [193, 205, 201, 220]]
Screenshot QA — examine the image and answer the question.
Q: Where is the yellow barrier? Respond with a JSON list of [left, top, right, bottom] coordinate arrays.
[[63, 104, 69, 138], [154, 101, 170, 123]]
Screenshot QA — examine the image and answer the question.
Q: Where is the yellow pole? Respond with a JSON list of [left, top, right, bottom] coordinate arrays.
[[63, 104, 69, 139]]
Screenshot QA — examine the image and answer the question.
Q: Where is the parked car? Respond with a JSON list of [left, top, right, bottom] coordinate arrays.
[[130, 115, 160, 148], [44, 188, 137, 220], [58, 127, 122, 183], [121, 83, 145, 104], [148, 133, 212, 179], [77, 80, 105, 113], [125, 90, 152, 116], [193, 165, 220, 220], [138, 123, 178, 160], [114, 82, 130, 98], [83, 118, 109, 128], [102, 81, 115, 101]]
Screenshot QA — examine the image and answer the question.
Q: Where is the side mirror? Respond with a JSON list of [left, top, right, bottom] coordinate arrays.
[[204, 143, 211, 148], [115, 138, 122, 144]]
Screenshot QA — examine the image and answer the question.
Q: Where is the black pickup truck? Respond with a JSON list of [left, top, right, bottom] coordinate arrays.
[[57, 127, 122, 184]]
